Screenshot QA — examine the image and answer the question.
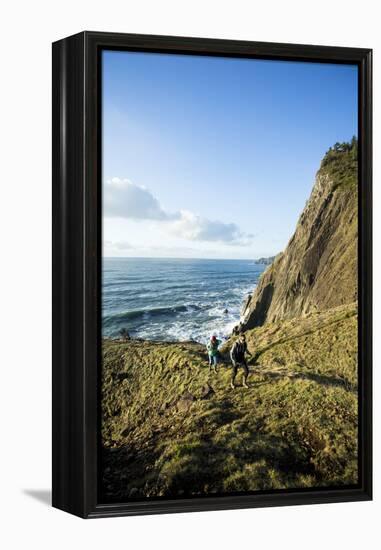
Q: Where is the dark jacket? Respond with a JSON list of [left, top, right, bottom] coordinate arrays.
[[230, 340, 247, 362]]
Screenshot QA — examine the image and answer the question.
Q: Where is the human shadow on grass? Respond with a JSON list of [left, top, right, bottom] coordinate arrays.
[[248, 313, 355, 366], [256, 368, 356, 391]]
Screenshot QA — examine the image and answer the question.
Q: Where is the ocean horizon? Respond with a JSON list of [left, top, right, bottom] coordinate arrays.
[[102, 257, 266, 343]]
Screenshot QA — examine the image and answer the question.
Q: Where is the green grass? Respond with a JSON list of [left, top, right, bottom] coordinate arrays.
[[101, 303, 358, 501], [319, 138, 358, 191]]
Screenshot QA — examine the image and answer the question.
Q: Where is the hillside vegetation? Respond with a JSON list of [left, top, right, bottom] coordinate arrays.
[[320, 138, 358, 191], [102, 303, 358, 501]]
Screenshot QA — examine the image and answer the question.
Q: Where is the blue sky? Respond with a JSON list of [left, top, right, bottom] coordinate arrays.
[[102, 50, 357, 259]]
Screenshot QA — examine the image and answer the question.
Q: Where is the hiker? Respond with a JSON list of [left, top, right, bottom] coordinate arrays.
[[232, 325, 239, 336], [230, 333, 252, 389], [206, 335, 221, 374], [119, 328, 130, 340], [232, 322, 244, 336]]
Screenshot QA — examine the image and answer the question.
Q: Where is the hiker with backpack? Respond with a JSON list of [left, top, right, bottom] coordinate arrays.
[[230, 333, 252, 389], [206, 335, 222, 374]]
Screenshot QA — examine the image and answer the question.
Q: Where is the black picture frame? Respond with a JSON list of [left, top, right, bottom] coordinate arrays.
[[52, 31, 372, 519]]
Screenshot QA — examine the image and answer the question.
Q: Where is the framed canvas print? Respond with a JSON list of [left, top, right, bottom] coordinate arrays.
[[52, 32, 372, 518]]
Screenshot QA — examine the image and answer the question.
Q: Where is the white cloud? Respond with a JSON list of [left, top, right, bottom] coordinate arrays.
[[104, 178, 169, 220], [166, 210, 244, 243], [104, 177, 253, 245]]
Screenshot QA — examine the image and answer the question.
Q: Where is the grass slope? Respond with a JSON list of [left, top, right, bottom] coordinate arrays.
[[101, 303, 358, 501]]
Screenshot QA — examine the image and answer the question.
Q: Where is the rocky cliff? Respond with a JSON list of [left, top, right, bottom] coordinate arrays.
[[241, 140, 358, 329]]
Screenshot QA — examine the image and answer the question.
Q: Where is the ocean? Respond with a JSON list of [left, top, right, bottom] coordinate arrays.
[[102, 257, 266, 343]]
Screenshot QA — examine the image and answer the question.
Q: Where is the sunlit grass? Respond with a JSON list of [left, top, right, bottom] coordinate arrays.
[[101, 302, 358, 500]]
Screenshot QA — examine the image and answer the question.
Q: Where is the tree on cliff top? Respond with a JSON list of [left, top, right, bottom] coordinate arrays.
[[320, 137, 358, 190]]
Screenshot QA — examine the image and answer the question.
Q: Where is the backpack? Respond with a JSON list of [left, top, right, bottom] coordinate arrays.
[[231, 341, 245, 360]]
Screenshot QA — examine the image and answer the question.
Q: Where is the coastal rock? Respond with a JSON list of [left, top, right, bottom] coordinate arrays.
[[240, 294, 252, 316], [176, 391, 195, 412], [254, 256, 276, 266], [176, 399, 194, 412], [241, 142, 358, 329], [200, 383, 214, 399]]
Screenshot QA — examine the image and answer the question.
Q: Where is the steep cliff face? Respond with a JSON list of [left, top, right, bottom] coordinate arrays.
[[242, 141, 358, 329]]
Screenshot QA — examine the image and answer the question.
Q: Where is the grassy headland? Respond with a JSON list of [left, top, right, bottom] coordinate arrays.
[[101, 302, 357, 501]]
